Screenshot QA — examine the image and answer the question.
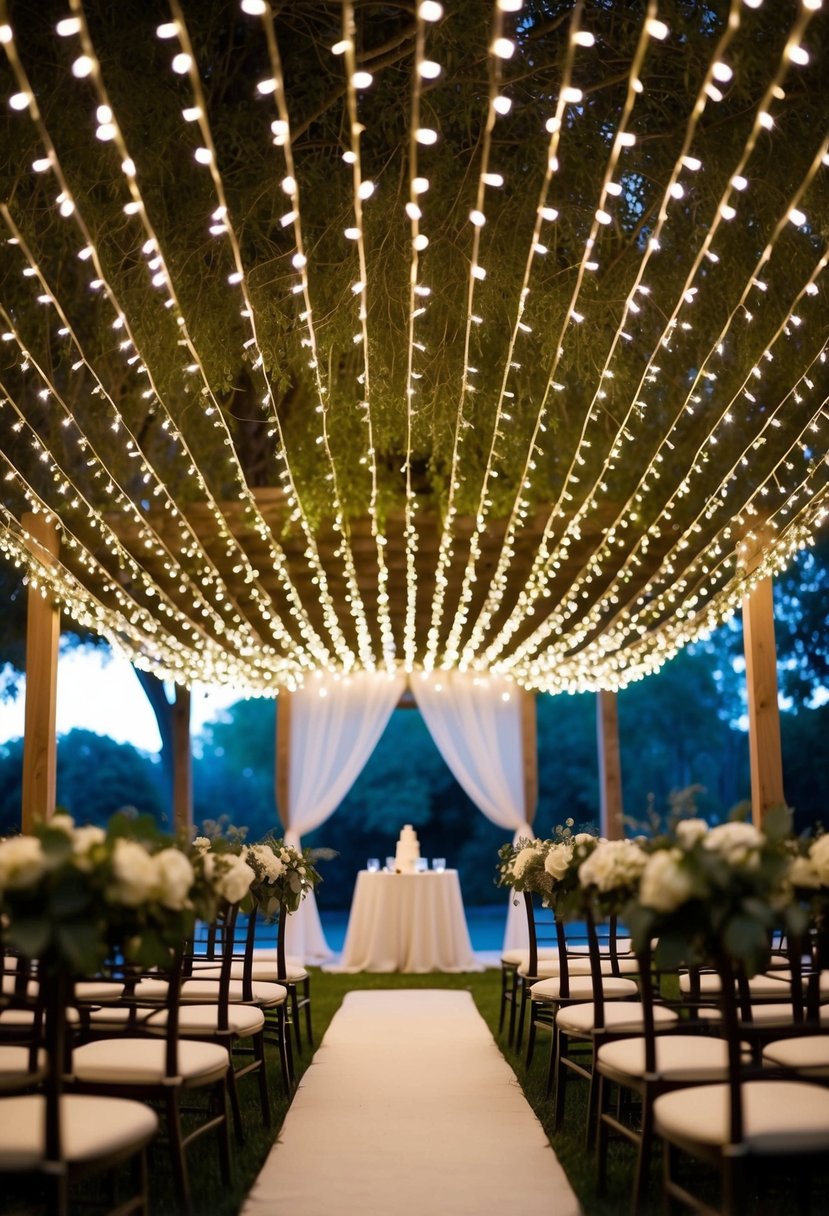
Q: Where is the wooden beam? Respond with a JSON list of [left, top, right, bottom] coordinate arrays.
[[742, 573, 785, 825], [596, 689, 624, 840], [275, 690, 292, 831], [171, 684, 192, 837], [520, 688, 538, 827], [22, 513, 60, 830]]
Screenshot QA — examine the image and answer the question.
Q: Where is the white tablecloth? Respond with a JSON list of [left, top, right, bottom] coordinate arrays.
[[329, 871, 483, 973]]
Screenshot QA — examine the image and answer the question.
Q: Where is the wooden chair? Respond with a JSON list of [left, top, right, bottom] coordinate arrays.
[[654, 953, 829, 1215], [0, 966, 157, 1216], [68, 947, 231, 1216]]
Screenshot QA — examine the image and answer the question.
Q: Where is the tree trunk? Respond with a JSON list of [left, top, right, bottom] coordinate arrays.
[[133, 669, 192, 833]]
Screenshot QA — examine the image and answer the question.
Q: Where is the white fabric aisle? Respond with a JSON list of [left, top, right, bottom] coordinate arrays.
[[242, 989, 582, 1216]]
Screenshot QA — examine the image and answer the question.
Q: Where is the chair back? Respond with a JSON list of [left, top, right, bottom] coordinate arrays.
[[521, 891, 567, 984]]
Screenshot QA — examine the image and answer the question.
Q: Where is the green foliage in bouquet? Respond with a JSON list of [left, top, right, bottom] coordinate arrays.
[[0, 811, 217, 975]]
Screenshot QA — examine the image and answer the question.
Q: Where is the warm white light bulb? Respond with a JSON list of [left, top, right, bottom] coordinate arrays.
[[646, 18, 669, 39], [419, 60, 441, 79], [469, 209, 486, 227], [358, 180, 376, 200], [241, 0, 268, 14], [172, 53, 192, 74], [573, 30, 595, 46], [405, 202, 421, 220], [194, 147, 213, 164], [712, 61, 733, 82], [561, 86, 583, 103], [56, 17, 82, 36], [481, 172, 504, 187], [418, 2, 444, 21], [9, 92, 30, 110], [256, 78, 277, 94], [493, 95, 512, 115], [156, 22, 179, 39], [412, 176, 430, 194], [71, 56, 94, 78], [415, 127, 438, 145], [492, 37, 515, 59], [351, 71, 373, 89]]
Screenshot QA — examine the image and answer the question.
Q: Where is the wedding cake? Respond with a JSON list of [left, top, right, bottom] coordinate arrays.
[[394, 824, 421, 874]]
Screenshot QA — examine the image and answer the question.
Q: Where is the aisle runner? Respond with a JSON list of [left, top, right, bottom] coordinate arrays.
[[242, 990, 582, 1216]]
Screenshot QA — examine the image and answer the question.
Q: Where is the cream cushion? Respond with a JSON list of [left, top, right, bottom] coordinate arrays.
[[133, 977, 287, 1007], [557, 1001, 679, 1036], [71, 1037, 229, 1086], [501, 947, 560, 968], [679, 973, 791, 998], [763, 1036, 829, 1077], [518, 956, 639, 979], [0, 1046, 46, 1091], [147, 1003, 265, 1036], [73, 981, 125, 1004], [195, 961, 308, 984], [597, 1034, 740, 1083], [0, 1094, 158, 1168], [530, 975, 638, 1002], [654, 1080, 829, 1152]]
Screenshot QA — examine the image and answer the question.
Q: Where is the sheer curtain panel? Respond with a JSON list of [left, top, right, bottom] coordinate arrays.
[[412, 672, 536, 951], [277, 671, 407, 962]]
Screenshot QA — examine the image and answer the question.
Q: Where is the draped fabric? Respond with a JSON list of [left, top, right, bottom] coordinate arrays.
[[278, 670, 407, 962], [410, 671, 536, 952]]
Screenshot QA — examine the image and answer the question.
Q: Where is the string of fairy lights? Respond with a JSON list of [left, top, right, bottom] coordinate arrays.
[[0, 0, 826, 699]]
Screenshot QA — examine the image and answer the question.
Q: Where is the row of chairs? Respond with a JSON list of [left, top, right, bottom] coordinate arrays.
[[500, 893, 829, 1214], [0, 899, 312, 1216]]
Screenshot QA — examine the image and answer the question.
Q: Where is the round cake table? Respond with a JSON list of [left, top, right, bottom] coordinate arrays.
[[330, 870, 482, 973]]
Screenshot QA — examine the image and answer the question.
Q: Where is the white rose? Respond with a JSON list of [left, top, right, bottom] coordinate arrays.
[[703, 822, 763, 867], [153, 848, 194, 910], [640, 848, 694, 913], [512, 845, 538, 880], [578, 839, 648, 893], [809, 836, 829, 885], [249, 844, 285, 883], [207, 851, 254, 904], [791, 854, 821, 889], [675, 818, 709, 848], [110, 838, 157, 906], [49, 813, 75, 835], [574, 833, 596, 846], [71, 825, 106, 871], [544, 843, 573, 882], [0, 836, 47, 891], [192, 836, 211, 855]]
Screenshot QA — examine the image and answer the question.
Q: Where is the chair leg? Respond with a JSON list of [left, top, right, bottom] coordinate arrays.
[[303, 978, 314, 1048], [544, 1020, 558, 1097], [632, 1091, 654, 1214], [525, 1007, 537, 1067], [585, 1049, 599, 1148], [596, 1073, 610, 1197], [508, 975, 521, 1047], [499, 968, 508, 1034], [215, 1078, 232, 1186], [290, 986, 303, 1054], [255, 1029, 272, 1126], [226, 1056, 245, 1144], [515, 986, 529, 1053], [166, 1090, 192, 1216], [553, 1032, 568, 1131]]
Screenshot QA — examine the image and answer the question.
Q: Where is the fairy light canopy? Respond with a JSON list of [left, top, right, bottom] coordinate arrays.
[[0, 0, 826, 697]]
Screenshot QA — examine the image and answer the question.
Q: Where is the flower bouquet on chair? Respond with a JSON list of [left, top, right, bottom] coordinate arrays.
[[244, 838, 333, 918]]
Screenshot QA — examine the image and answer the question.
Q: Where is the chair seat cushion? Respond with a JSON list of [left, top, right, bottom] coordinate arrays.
[[147, 1004, 265, 1036], [679, 972, 791, 998], [71, 1037, 230, 1086], [654, 1080, 829, 1152], [196, 961, 308, 984], [0, 1046, 47, 1091], [134, 977, 287, 1007], [0, 1094, 158, 1169], [557, 1001, 679, 1035], [73, 981, 125, 1005], [519, 956, 639, 979], [763, 1036, 829, 1077], [598, 1034, 736, 1083], [530, 975, 638, 1002], [501, 947, 560, 968]]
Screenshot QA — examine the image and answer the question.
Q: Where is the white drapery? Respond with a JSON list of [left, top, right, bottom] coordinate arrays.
[[411, 671, 536, 952], [278, 669, 407, 962]]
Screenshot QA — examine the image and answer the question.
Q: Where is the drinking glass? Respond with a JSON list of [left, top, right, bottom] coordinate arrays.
[[385, 857, 396, 872], [366, 858, 381, 873], [415, 857, 429, 873], [432, 857, 446, 872]]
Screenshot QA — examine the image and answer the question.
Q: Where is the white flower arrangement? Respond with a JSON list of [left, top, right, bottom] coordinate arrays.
[[578, 838, 648, 895], [702, 821, 763, 868], [639, 847, 695, 913]]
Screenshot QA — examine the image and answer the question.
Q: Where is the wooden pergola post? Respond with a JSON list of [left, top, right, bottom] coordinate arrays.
[[171, 685, 193, 837], [520, 688, 538, 828], [742, 572, 785, 825], [275, 689, 292, 830], [21, 512, 60, 831], [596, 688, 624, 840]]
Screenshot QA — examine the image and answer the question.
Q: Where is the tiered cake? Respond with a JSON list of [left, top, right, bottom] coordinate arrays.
[[394, 824, 421, 874]]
